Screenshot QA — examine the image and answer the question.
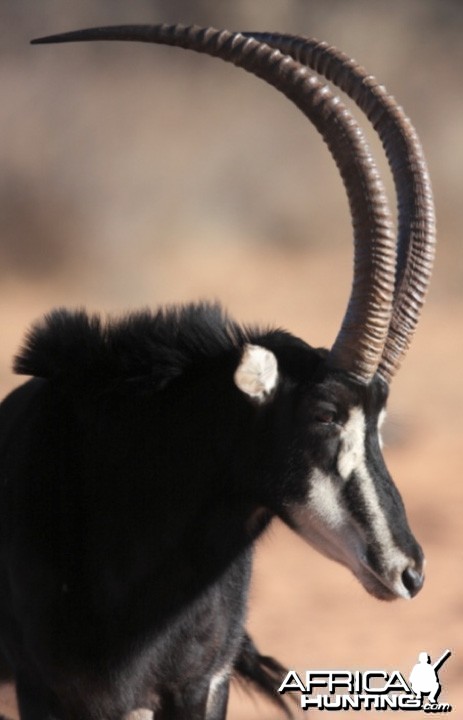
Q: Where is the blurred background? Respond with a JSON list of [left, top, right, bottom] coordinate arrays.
[[1, 0, 462, 717]]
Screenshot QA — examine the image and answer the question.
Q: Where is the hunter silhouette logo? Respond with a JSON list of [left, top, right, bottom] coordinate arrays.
[[279, 649, 453, 712], [409, 650, 451, 706]]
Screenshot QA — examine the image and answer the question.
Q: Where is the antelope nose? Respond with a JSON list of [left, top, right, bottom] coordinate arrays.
[[401, 565, 424, 597]]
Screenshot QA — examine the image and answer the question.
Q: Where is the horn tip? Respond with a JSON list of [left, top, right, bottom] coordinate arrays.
[[31, 33, 76, 45]]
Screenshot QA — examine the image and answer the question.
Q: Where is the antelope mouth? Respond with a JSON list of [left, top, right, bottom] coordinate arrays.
[[357, 558, 413, 601], [357, 568, 400, 601]]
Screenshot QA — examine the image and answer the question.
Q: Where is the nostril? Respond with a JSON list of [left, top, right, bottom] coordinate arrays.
[[401, 566, 424, 597]]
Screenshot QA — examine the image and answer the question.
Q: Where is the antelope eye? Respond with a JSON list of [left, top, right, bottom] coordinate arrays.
[[314, 408, 338, 425]]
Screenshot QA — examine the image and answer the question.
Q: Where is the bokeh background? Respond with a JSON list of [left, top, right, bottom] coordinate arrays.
[[1, 1, 462, 717]]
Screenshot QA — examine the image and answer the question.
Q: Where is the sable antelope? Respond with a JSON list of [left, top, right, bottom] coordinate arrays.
[[0, 23, 435, 720]]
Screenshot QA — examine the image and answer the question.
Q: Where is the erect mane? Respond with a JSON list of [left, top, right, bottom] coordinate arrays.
[[13, 303, 251, 386]]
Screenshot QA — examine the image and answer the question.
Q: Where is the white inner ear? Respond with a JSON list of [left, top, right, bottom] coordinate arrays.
[[234, 344, 278, 401]]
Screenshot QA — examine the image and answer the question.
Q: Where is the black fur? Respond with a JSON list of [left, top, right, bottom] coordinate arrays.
[[0, 303, 322, 719], [13, 303, 313, 389], [0, 302, 421, 719]]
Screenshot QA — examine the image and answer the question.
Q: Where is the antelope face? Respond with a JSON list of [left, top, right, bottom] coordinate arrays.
[[287, 372, 424, 601]]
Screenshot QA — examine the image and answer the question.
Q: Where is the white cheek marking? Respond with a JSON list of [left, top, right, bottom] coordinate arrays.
[[309, 469, 345, 529], [293, 467, 357, 570]]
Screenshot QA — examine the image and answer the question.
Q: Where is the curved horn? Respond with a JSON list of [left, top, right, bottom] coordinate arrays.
[[241, 32, 436, 384], [32, 23, 397, 383]]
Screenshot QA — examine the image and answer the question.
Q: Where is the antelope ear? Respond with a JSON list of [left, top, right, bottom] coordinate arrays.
[[234, 344, 278, 402]]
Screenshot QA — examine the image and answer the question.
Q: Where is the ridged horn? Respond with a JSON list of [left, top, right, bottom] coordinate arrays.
[[32, 23, 397, 384], [241, 32, 436, 384]]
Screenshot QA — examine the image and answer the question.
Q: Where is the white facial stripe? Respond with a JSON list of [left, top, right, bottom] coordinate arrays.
[[338, 407, 409, 572], [338, 408, 387, 480], [355, 461, 406, 568], [337, 407, 366, 480]]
